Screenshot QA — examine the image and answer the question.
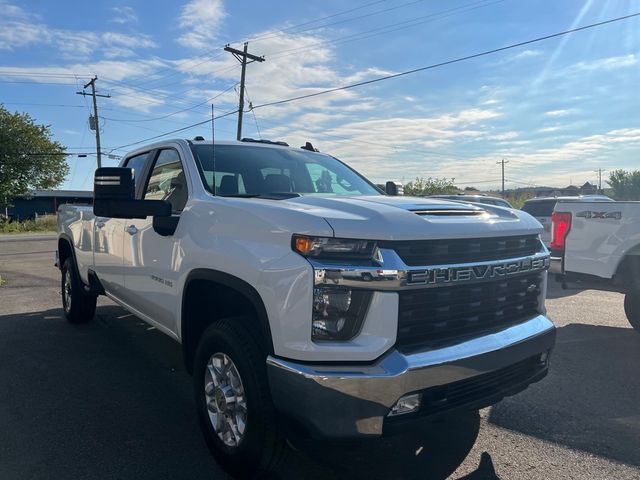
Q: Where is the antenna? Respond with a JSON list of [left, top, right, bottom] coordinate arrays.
[[211, 104, 216, 196]]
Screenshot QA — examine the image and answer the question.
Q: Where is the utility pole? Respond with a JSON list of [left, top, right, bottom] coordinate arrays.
[[224, 42, 265, 140], [497, 158, 509, 197], [594, 168, 604, 193], [76, 76, 110, 168]]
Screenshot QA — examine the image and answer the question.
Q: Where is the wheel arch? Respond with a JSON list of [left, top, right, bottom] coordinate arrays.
[[181, 269, 274, 374], [614, 244, 640, 290], [57, 234, 76, 271]]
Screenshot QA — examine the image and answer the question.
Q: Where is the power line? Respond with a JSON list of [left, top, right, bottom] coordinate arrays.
[[267, 0, 504, 60], [101, 83, 238, 123], [252, 11, 640, 110], [121, 0, 387, 86], [0, 80, 77, 86], [242, 0, 424, 45], [244, 87, 262, 139], [105, 11, 640, 156], [109, 109, 240, 152]]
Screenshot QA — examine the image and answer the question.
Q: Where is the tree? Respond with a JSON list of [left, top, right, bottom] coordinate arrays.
[[607, 169, 640, 200], [403, 177, 458, 196], [0, 105, 69, 209]]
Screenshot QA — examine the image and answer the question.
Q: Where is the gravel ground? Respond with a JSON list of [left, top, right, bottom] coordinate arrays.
[[1, 236, 639, 479]]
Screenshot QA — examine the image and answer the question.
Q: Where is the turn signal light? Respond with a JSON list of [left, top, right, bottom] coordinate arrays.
[[550, 212, 572, 251]]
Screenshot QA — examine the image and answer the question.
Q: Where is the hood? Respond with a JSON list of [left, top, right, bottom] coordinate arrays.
[[273, 195, 542, 241]]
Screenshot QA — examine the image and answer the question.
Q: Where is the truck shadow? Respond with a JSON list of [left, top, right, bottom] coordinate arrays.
[[545, 278, 585, 299], [488, 323, 640, 467], [279, 411, 481, 480]]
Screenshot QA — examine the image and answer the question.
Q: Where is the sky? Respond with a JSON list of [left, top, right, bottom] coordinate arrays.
[[1, 0, 639, 191]]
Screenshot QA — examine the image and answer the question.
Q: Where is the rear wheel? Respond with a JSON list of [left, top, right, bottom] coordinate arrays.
[[61, 258, 96, 324], [624, 292, 640, 332], [194, 318, 287, 478]]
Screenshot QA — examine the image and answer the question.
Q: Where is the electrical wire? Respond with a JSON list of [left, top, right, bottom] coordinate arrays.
[[252, 12, 640, 110], [87, 11, 640, 159], [101, 83, 238, 123], [266, 0, 504, 60], [109, 109, 240, 152]]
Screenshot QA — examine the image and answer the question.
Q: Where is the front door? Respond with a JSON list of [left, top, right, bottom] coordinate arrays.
[[92, 152, 150, 296], [120, 148, 188, 335]]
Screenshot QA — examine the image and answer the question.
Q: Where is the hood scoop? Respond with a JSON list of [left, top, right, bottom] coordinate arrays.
[[410, 207, 485, 217]]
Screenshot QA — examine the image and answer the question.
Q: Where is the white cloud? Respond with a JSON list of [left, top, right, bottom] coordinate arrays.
[[570, 54, 638, 72], [538, 126, 563, 133], [512, 49, 543, 60], [0, 1, 155, 58], [110, 6, 138, 25], [177, 0, 226, 49], [545, 109, 573, 118], [489, 131, 519, 141]]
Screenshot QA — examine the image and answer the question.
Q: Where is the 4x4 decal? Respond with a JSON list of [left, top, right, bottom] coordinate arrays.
[[576, 211, 622, 220]]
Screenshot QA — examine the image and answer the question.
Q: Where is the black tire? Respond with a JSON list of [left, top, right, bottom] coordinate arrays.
[[624, 292, 640, 332], [61, 258, 97, 324], [194, 318, 288, 478]]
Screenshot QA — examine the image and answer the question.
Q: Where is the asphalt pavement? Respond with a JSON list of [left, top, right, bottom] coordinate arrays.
[[1, 236, 639, 479]]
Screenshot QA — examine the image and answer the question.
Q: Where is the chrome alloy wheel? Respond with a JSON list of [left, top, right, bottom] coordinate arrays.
[[63, 269, 72, 313], [204, 352, 247, 447]]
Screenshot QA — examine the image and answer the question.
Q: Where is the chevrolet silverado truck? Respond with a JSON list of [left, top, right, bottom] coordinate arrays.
[[550, 200, 640, 332], [57, 138, 555, 477]]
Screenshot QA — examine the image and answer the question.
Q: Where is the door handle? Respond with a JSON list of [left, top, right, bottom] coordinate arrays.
[[95, 220, 106, 229], [126, 225, 138, 236]]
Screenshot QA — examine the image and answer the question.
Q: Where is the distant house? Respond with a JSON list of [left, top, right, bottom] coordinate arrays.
[[5, 190, 92, 220], [580, 182, 597, 195]]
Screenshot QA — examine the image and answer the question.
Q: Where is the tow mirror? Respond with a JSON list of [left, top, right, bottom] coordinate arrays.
[[93, 167, 171, 219], [386, 181, 404, 196]]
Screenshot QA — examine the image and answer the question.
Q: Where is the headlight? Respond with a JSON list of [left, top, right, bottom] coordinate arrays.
[[312, 287, 371, 341], [292, 234, 377, 260]]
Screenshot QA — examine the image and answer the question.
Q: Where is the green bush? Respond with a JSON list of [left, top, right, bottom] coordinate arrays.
[[0, 215, 57, 234]]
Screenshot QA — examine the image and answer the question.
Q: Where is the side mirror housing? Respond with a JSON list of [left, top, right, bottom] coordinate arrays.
[[386, 181, 404, 196], [93, 167, 171, 219]]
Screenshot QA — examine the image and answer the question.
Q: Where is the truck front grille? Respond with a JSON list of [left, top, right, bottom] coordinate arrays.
[[384, 235, 541, 266], [397, 273, 543, 352]]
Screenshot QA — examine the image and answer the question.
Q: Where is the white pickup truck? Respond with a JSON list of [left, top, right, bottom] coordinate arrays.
[[550, 200, 640, 332], [57, 138, 555, 477]]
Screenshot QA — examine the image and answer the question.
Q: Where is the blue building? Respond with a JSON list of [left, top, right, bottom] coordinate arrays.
[[5, 190, 93, 220]]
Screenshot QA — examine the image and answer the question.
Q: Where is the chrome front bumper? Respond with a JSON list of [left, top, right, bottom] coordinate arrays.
[[267, 315, 555, 438]]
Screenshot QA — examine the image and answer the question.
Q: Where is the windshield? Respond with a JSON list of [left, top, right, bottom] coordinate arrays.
[[190, 144, 381, 197], [522, 200, 555, 217]]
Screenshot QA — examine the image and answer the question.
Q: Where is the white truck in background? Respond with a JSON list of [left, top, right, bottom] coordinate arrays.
[[56, 137, 555, 477], [550, 200, 640, 331]]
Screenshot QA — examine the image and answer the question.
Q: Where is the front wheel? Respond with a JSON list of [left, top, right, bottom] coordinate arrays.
[[61, 258, 96, 324], [193, 318, 287, 478], [624, 292, 640, 332]]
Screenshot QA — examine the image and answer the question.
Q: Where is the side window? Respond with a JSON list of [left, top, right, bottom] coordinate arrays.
[[123, 153, 148, 190], [143, 149, 188, 213]]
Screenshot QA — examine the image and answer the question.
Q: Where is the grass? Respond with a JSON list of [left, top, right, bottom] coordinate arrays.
[[0, 275, 5, 286], [0, 215, 57, 234]]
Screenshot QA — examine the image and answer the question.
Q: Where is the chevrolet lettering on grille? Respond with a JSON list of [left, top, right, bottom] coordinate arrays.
[[407, 256, 550, 286]]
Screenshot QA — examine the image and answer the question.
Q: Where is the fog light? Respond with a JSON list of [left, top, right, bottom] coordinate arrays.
[[539, 349, 550, 365], [389, 393, 421, 417]]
